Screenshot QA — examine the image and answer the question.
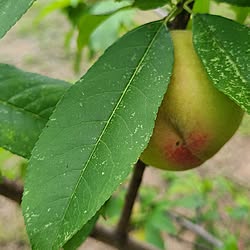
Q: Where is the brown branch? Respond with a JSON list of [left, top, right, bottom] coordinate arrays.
[[91, 224, 159, 250], [168, 0, 194, 30], [0, 177, 23, 203], [115, 160, 146, 249]]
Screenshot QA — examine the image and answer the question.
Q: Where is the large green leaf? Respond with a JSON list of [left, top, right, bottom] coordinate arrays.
[[193, 14, 250, 113], [0, 0, 35, 39], [22, 21, 174, 249], [0, 64, 70, 158]]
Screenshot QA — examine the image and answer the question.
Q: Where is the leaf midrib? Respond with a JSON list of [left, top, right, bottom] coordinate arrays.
[[54, 22, 165, 248]]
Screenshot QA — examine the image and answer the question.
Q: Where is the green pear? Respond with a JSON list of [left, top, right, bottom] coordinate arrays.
[[140, 30, 244, 171]]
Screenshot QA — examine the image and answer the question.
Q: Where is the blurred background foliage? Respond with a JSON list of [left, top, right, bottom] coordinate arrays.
[[35, 0, 250, 71], [0, 0, 249, 249]]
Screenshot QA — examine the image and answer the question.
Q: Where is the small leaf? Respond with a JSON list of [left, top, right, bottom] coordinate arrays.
[[36, 0, 75, 22], [172, 195, 205, 209], [193, 14, 250, 113], [89, 9, 135, 54], [22, 21, 174, 249], [77, 14, 110, 50], [104, 195, 124, 222], [75, 4, 134, 71], [0, 64, 70, 158], [0, 0, 35, 39], [227, 206, 249, 220], [149, 209, 177, 235], [145, 224, 165, 250], [218, 235, 238, 250], [77, 3, 134, 50]]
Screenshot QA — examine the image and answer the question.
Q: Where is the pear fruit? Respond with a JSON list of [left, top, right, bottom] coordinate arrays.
[[140, 30, 243, 171]]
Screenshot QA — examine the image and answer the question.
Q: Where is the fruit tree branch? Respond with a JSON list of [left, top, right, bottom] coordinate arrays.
[[169, 212, 223, 248], [115, 160, 146, 249]]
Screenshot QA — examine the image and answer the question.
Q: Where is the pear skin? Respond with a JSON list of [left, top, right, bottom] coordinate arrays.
[[140, 30, 244, 171]]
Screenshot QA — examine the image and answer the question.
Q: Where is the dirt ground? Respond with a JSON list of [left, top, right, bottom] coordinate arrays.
[[0, 1, 249, 250]]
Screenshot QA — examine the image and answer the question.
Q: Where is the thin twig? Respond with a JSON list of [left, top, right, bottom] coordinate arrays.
[[115, 160, 146, 249], [169, 212, 223, 248], [167, 0, 194, 30]]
